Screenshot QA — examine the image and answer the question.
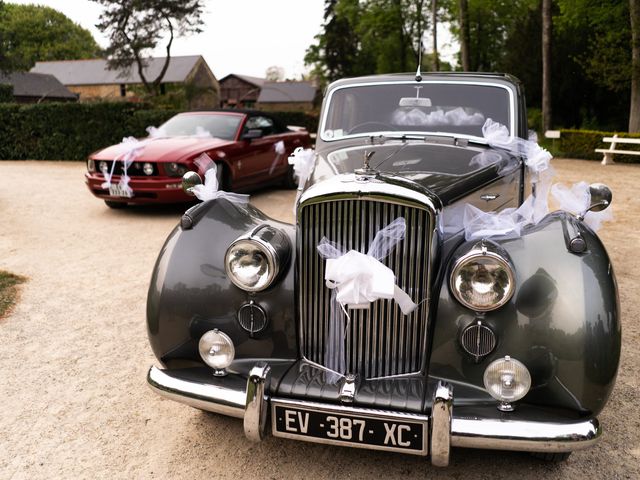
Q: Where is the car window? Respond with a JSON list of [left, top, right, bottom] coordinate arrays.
[[158, 114, 243, 140], [322, 83, 512, 140], [244, 116, 276, 136]]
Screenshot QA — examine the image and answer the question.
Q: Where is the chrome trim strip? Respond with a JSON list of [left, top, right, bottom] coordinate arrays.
[[244, 362, 271, 441], [451, 417, 601, 452], [299, 174, 439, 212], [431, 381, 453, 467], [271, 397, 429, 456], [147, 365, 245, 418], [319, 80, 516, 143]]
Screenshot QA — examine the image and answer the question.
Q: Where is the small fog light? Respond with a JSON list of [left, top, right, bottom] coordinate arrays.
[[143, 162, 154, 175], [483, 355, 531, 411], [198, 329, 235, 376]]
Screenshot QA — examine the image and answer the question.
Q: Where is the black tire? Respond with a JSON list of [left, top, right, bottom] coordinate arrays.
[[104, 200, 127, 209], [530, 451, 572, 462], [282, 164, 298, 189]]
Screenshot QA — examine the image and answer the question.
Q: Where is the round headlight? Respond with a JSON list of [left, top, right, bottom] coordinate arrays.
[[450, 245, 515, 311], [483, 356, 531, 409], [99, 161, 108, 174], [225, 238, 277, 292], [198, 329, 235, 372], [87, 158, 96, 172], [143, 162, 154, 175]]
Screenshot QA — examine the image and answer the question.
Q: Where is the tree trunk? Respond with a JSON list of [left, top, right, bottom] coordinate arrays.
[[630, 0, 640, 132], [458, 0, 470, 70], [542, 0, 552, 132], [432, 0, 439, 70]]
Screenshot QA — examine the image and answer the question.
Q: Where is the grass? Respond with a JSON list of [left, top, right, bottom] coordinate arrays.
[[0, 270, 26, 318]]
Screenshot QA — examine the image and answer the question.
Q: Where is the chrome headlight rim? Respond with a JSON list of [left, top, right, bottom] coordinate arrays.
[[450, 244, 515, 312], [225, 235, 279, 293]]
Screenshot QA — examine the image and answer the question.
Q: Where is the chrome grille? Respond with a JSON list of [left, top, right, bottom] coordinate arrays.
[[299, 197, 432, 379]]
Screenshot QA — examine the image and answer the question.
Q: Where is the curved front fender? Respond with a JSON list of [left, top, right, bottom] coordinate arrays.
[[147, 199, 297, 373], [429, 212, 620, 416]]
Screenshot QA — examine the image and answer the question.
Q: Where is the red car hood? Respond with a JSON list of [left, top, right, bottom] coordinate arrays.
[[91, 136, 235, 163]]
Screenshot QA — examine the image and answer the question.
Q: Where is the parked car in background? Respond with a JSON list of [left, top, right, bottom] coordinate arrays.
[[145, 73, 619, 465], [85, 110, 312, 208]]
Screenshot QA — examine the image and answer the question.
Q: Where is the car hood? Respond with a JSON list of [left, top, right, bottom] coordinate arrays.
[[312, 142, 520, 206], [90, 136, 235, 163]]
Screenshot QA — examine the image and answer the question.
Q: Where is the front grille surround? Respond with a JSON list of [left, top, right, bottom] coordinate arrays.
[[297, 193, 435, 379]]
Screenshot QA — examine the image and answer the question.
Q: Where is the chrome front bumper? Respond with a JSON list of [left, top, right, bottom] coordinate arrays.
[[147, 365, 601, 466]]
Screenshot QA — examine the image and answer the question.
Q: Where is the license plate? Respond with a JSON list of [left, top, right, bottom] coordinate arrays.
[[271, 399, 428, 455], [108, 183, 133, 198]]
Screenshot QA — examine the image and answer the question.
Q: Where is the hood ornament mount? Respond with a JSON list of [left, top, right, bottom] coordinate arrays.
[[355, 150, 377, 180]]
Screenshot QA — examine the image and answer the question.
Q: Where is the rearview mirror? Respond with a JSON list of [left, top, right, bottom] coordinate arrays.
[[399, 97, 431, 107], [242, 128, 263, 141]]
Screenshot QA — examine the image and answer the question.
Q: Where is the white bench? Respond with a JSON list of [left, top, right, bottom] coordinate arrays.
[[595, 134, 640, 165]]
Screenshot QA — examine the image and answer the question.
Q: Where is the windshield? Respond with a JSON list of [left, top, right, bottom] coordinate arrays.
[[159, 114, 243, 140], [322, 82, 512, 140]]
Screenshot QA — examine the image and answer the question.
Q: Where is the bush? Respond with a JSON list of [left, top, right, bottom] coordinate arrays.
[[0, 84, 13, 103], [555, 129, 640, 162], [0, 102, 319, 160]]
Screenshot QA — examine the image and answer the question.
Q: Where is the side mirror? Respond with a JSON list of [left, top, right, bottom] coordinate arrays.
[[182, 171, 202, 195], [578, 183, 612, 219], [242, 128, 263, 141]]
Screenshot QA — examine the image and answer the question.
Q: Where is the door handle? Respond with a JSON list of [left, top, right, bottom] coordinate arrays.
[[480, 193, 500, 201]]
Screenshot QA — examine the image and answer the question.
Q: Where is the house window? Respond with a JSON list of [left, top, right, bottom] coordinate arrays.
[[120, 84, 126, 97]]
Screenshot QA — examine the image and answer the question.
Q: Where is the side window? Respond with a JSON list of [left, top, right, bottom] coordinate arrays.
[[244, 116, 275, 136]]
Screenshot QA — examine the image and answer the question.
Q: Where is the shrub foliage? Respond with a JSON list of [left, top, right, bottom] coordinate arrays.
[[0, 102, 319, 160], [554, 129, 640, 162]]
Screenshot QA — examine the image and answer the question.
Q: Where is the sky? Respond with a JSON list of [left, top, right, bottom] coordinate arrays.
[[8, 0, 456, 80]]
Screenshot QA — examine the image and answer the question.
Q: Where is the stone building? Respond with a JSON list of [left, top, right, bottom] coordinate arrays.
[[30, 56, 219, 108], [256, 81, 318, 112], [0, 72, 77, 103], [218, 74, 265, 109]]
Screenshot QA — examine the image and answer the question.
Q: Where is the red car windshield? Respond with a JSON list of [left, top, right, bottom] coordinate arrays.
[[158, 114, 242, 140]]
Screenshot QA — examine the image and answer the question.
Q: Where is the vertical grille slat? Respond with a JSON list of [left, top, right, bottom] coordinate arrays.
[[299, 197, 431, 379]]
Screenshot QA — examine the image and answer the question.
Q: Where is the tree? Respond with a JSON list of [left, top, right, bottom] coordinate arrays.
[[94, 0, 204, 96], [458, 0, 470, 70], [431, 0, 439, 70], [630, 0, 640, 132], [0, 3, 101, 72], [542, 0, 552, 131], [265, 65, 285, 81]]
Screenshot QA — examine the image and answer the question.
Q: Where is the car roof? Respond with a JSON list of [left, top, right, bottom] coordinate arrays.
[[327, 72, 522, 90]]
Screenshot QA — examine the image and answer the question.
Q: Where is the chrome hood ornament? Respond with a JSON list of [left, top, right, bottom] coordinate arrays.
[[355, 150, 376, 179]]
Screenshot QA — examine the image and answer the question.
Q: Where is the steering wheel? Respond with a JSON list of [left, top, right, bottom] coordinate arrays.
[[347, 122, 396, 135]]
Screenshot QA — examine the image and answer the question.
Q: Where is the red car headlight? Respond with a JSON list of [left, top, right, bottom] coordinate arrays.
[[165, 162, 188, 177]]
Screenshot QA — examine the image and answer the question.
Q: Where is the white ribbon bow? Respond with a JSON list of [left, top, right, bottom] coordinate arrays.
[[190, 153, 249, 203], [288, 147, 316, 214], [316, 217, 418, 381], [101, 136, 146, 196]]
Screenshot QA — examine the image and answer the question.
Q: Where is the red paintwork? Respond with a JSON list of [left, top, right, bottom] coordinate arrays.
[[85, 111, 312, 205]]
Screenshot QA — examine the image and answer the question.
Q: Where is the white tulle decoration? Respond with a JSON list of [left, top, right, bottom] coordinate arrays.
[[101, 136, 146, 196], [288, 147, 316, 213], [193, 126, 212, 139], [551, 182, 613, 232], [316, 218, 418, 381], [146, 126, 167, 138], [391, 107, 485, 127], [190, 153, 249, 203], [268, 140, 287, 175]]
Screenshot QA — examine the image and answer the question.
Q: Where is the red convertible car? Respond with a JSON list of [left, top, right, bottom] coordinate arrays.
[[85, 110, 312, 208]]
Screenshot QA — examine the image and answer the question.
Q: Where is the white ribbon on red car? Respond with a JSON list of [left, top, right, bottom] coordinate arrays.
[[189, 153, 249, 203], [101, 136, 146, 196], [268, 140, 286, 175], [316, 217, 418, 381]]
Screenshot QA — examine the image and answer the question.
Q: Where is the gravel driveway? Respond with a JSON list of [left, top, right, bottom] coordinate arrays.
[[0, 159, 638, 479]]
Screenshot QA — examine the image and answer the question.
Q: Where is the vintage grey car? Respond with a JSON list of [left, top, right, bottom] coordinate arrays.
[[146, 73, 620, 466]]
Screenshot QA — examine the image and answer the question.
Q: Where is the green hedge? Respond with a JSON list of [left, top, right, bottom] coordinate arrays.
[[553, 129, 640, 162], [0, 102, 319, 160], [0, 84, 13, 103]]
